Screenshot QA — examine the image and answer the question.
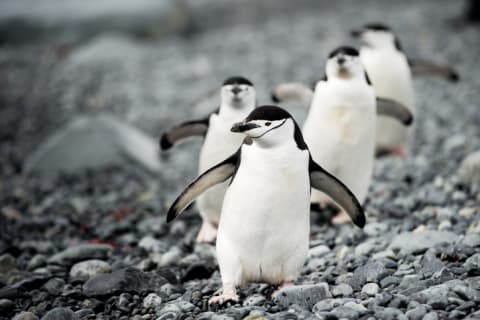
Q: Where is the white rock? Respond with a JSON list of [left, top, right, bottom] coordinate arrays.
[[143, 293, 162, 309], [138, 236, 164, 253], [69, 259, 111, 279], [308, 245, 331, 258], [24, 115, 162, 173], [361, 283, 379, 296]]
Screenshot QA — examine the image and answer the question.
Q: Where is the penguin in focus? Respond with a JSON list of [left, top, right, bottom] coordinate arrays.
[[160, 76, 256, 243], [303, 46, 413, 224], [351, 23, 459, 156], [166, 105, 366, 304]]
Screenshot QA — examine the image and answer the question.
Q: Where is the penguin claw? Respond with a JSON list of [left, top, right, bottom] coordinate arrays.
[[208, 285, 238, 305]]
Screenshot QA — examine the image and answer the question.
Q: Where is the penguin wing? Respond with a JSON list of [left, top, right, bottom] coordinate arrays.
[[376, 97, 414, 126], [166, 149, 240, 223], [160, 118, 209, 150], [271, 82, 313, 106], [409, 59, 459, 82], [309, 157, 366, 228]]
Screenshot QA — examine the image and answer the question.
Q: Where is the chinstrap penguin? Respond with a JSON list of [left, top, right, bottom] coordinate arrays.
[[351, 23, 459, 156], [160, 76, 256, 243], [303, 46, 413, 224], [166, 105, 366, 304]]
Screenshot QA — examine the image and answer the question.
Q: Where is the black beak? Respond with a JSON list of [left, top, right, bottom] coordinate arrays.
[[351, 29, 362, 38], [337, 57, 346, 65], [231, 121, 260, 133], [231, 86, 241, 95]]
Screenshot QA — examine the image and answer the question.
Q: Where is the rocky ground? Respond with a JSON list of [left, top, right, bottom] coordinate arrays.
[[1, 0, 480, 319]]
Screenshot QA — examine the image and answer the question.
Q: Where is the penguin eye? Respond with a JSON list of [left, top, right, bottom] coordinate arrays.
[[265, 122, 271, 126]]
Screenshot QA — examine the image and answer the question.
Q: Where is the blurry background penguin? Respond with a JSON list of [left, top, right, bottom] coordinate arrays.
[[272, 23, 459, 159], [160, 76, 256, 243], [351, 23, 459, 157], [166, 106, 365, 304], [273, 46, 413, 224]]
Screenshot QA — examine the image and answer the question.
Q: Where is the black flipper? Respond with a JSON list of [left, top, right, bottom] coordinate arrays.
[[160, 118, 209, 150], [409, 59, 460, 82], [166, 149, 240, 223], [376, 97, 414, 126], [309, 157, 366, 228]]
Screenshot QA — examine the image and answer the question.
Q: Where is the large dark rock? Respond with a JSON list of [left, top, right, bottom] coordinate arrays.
[[48, 244, 113, 266], [40, 308, 78, 320], [24, 115, 162, 173], [388, 231, 458, 255], [83, 267, 167, 297], [351, 262, 390, 289], [274, 283, 331, 310]]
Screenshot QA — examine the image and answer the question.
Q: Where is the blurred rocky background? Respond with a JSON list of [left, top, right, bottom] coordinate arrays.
[[1, 0, 480, 319]]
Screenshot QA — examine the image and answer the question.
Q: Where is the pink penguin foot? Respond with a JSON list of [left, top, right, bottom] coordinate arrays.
[[196, 221, 217, 243], [331, 211, 352, 225], [392, 146, 407, 158], [272, 280, 295, 298], [208, 284, 239, 305]]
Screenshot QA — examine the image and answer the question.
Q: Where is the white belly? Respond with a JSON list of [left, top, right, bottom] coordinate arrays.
[[360, 48, 415, 150], [216, 144, 310, 286], [197, 115, 245, 223], [303, 83, 376, 203]]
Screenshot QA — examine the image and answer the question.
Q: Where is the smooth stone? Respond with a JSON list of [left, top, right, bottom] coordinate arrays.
[[363, 222, 389, 237], [0, 298, 14, 312], [48, 244, 113, 265], [422, 311, 438, 320], [275, 283, 332, 309], [405, 305, 427, 320], [24, 115, 162, 173], [331, 283, 353, 297], [388, 231, 458, 254], [457, 149, 480, 188], [312, 298, 354, 312], [380, 276, 401, 288], [41, 307, 79, 320], [343, 301, 368, 315], [83, 267, 166, 297], [308, 245, 331, 258], [243, 294, 266, 306], [464, 253, 480, 274], [28, 255, 48, 271], [0, 254, 17, 274], [413, 285, 449, 309], [138, 236, 166, 253], [351, 262, 389, 289], [375, 307, 405, 320], [13, 311, 39, 320], [143, 293, 162, 309], [362, 283, 380, 296], [43, 278, 65, 296], [69, 260, 111, 279], [461, 234, 480, 247], [330, 305, 359, 319]]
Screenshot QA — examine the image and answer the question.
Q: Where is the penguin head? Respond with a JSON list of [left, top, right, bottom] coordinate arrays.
[[351, 23, 400, 50], [221, 76, 256, 108], [326, 46, 364, 80], [231, 105, 307, 149]]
